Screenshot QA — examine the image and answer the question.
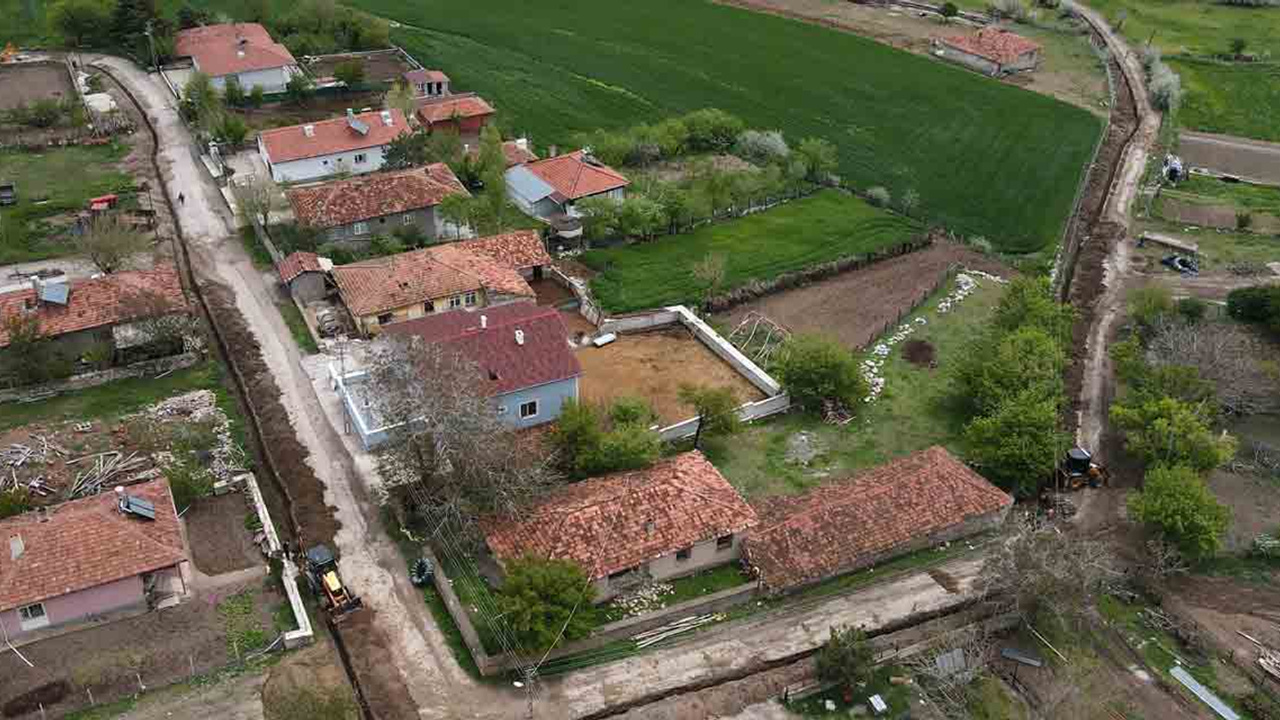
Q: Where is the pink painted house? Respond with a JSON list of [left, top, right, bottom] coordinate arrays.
[[0, 479, 187, 642]]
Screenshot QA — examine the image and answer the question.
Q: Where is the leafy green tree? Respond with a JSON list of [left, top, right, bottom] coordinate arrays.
[[683, 108, 745, 152], [816, 625, 874, 692], [222, 76, 245, 107], [679, 384, 742, 440], [175, 2, 210, 29], [181, 72, 221, 126], [215, 114, 249, 144], [955, 326, 1064, 415], [383, 130, 431, 170], [550, 399, 661, 478], [963, 390, 1064, 497], [1, 314, 72, 385], [111, 0, 161, 60], [496, 556, 597, 651], [992, 276, 1074, 343], [1227, 284, 1280, 335], [334, 59, 365, 90], [796, 137, 838, 182], [941, 1, 960, 18], [1129, 464, 1230, 559], [385, 81, 417, 123], [616, 196, 667, 241], [576, 195, 622, 242], [1175, 297, 1208, 324], [1128, 284, 1174, 330], [51, 0, 112, 46], [248, 84, 265, 109], [285, 73, 315, 106], [1110, 396, 1237, 471], [773, 334, 868, 412]]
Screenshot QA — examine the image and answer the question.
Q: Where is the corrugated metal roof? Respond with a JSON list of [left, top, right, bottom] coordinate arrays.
[[505, 165, 557, 205]]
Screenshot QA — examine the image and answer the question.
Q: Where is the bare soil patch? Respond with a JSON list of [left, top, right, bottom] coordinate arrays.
[[575, 326, 767, 424], [331, 610, 417, 720], [186, 492, 265, 576], [902, 338, 936, 367], [641, 154, 758, 183], [0, 62, 74, 111], [262, 640, 359, 719], [303, 51, 413, 86], [1180, 132, 1280, 186], [530, 276, 574, 307], [719, 240, 1011, 351], [0, 578, 279, 720]]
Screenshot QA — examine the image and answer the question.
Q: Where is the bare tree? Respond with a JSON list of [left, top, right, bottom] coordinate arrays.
[[78, 216, 149, 273], [365, 336, 560, 521], [232, 176, 278, 229], [1146, 316, 1280, 414], [905, 626, 995, 720]]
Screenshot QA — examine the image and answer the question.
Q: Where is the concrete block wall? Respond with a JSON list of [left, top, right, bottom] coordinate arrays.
[[0, 352, 202, 405], [243, 470, 314, 648]]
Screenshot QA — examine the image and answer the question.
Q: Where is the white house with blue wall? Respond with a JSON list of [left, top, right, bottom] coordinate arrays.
[[333, 303, 581, 449]]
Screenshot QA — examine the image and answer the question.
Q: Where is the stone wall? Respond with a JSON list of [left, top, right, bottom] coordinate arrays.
[[0, 352, 201, 405]]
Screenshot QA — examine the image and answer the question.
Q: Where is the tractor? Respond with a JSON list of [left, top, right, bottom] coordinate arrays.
[[303, 544, 363, 621], [1055, 447, 1110, 492]]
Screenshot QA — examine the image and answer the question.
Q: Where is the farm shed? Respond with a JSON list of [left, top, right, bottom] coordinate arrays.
[[277, 251, 331, 303], [935, 27, 1041, 76], [744, 446, 1012, 593], [404, 68, 450, 98], [257, 109, 408, 183], [414, 93, 495, 142], [480, 451, 758, 601], [285, 164, 470, 242], [506, 150, 629, 220], [0, 479, 188, 643]]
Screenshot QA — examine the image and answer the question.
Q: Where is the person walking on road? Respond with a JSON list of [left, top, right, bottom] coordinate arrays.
[[178, 192, 185, 205]]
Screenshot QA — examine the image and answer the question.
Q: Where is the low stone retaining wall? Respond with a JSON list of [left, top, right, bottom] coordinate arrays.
[[0, 351, 201, 404], [243, 470, 314, 649]]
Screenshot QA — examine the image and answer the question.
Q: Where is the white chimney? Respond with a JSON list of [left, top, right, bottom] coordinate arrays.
[[514, 329, 524, 346], [114, 485, 125, 511], [303, 124, 315, 138], [346, 108, 354, 119], [480, 315, 488, 329], [9, 534, 23, 560], [29, 275, 42, 295], [380, 110, 393, 126]]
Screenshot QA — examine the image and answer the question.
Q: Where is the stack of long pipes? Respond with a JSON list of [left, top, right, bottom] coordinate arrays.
[[67, 451, 151, 498], [2, 437, 66, 491], [632, 613, 722, 649]]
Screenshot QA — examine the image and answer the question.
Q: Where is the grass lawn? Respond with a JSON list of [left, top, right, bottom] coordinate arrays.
[[582, 191, 919, 313], [600, 564, 751, 623], [787, 665, 917, 717], [0, 143, 137, 265], [1134, 217, 1280, 270], [196, 0, 1101, 253], [1162, 175, 1280, 217], [279, 299, 319, 354], [708, 274, 1004, 499], [1086, 0, 1279, 59], [1171, 59, 1280, 143]]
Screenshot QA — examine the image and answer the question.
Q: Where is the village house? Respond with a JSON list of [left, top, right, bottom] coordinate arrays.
[[330, 231, 549, 335], [414, 93, 495, 143], [468, 139, 538, 169], [743, 446, 1012, 594], [0, 266, 188, 366], [403, 68, 450, 98], [482, 451, 758, 602], [173, 23, 300, 94], [277, 251, 331, 303], [0, 480, 188, 643], [935, 27, 1042, 76], [384, 302, 581, 430], [286, 163, 471, 243], [505, 149, 629, 220], [258, 109, 408, 183]]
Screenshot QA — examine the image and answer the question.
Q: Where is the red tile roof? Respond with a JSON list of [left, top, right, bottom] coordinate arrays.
[[0, 479, 186, 612], [0, 266, 187, 348], [286, 164, 469, 229], [404, 69, 449, 85], [941, 27, 1041, 65], [332, 244, 532, 318], [744, 447, 1012, 592], [482, 452, 757, 580], [415, 93, 495, 126], [259, 109, 408, 165], [384, 302, 580, 396], [277, 251, 322, 284], [524, 150, 629, 201], [174, 23, 297, 78], [458, 230, 550, 271]]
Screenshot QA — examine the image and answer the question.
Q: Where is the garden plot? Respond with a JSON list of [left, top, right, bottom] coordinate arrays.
[[302, 49, 414, 86], [575, 326, 766, 425], [0, 62, 75, 112]]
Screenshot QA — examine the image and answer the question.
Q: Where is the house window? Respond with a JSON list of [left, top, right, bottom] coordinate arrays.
[[376, 312, 394, 325], [675, 547, 692, 562], [402, 214, 414, 226], [18, 602, 48, 631], [354, 153, 368, 164], [497, 405, 508, 415], [378, 217, 386, 224], [464, 291, 477, 306], [519, 400, 538, 419], [716, 534, 734, 551], [448, 296, 463, 309], [353, 221, 369, 235], [423, 300, 434, 314]]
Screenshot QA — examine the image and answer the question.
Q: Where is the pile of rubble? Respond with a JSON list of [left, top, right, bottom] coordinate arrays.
[[142, 390, 247, 485], [1, 436, 67, 497], [608, 583, 675, 619]]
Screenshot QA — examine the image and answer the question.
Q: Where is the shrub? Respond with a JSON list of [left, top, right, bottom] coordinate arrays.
[[215, 114, 249, 144], [955, 326, 1065, 415], [1128, 284, 1174, 330], [248, 84, 265, 109], [1175, 297, 1208, 324], [683, 108, 746, 153], [816, 625, 874, 691], [866, 186, 891, 207], [223, 76, 245, 107], [941, 1, 960, 17], [334, 59, 366, 89], [1149, 62, 1183, 112], [1110, 396, 1237, 471], [1236, 211, 1253, 231], [1128, 464, 1230, 559], [967, 235, 994, 253], [0, 488, 31, 520], [964, 390, 1065, 497], [1140, 45, 1162, 74], [551, 398, 662, 478], [1226, 284, 1280, 334], [285, 73, 315, 106], [992, 276, 1074, 342], [678, 384, 742, 439], [734, 129, 790, 164], [495, 556, 597, 651], [773, 334, 868, 412]]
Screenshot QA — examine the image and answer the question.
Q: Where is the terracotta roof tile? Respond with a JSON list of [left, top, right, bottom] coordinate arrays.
[[286, 164, 468, 229], [259, 109, 408, 164], [384, 302, 580, 396], [482, 452, 757, 580], [0, 479, 186, 612], [331, 244, 532, 317], [744, 447, 1012, 592], [174, 23, 296, 78], [415, 93, 495, 126], [457, 230, 550, 271], [0, 266, 187, 348], [524, 150, 629, 201], [468, 140, 538, 168], [403, 69, 449, 84], [940, 28, 1041, 65], [277, 251, 322, 284]]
